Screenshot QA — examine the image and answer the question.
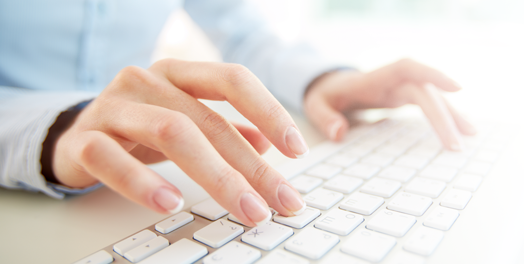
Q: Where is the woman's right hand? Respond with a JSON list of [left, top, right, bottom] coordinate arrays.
[[51, 59, 308, 227]]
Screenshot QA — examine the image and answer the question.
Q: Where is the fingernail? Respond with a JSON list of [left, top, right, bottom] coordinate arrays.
[[278, 184, 306, 216], [153, 188, 184, 214], [240, 193, 272, 227], [329, 120, 344, 140], [285, 126, 309, 159]]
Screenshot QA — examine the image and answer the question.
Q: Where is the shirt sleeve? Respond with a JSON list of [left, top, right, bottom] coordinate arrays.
[[0, 86, 100, 198], [184, 0, 348, 113]]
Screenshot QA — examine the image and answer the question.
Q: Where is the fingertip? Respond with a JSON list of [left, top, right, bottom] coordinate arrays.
[[328, 119, 349, 141]]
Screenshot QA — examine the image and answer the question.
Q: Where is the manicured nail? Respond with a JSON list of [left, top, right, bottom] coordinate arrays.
[[278, 184, 306, 216], [240, 193, 272, 227], [329, 120, 344, 140], [285, 126, 309, 159], [153, 188, 184, 214]]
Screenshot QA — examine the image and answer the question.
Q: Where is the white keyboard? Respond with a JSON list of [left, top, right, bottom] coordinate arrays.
[[75, 119, 513, 264]]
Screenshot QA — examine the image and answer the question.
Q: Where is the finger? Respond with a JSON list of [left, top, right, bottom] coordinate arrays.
[[443, 99, 478, 135], [149, 59, 309, 159], [409, 83, 465, 151], [74, 130, 184, 214], [304, 92, 349, 141], [129, 144, 168, 164], [231, 122, 272, 155], [102, 103, 273, 226]]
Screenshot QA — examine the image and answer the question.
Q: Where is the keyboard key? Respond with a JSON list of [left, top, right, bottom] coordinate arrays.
[[203, 241, 261, 264], [284, 228, 339, 259], [403, 227, 444, 256], [273, 207, 321, 229], [360, 178, 401, 198], [340, 229, 396, 262], [256, 249, 310, 264], [394, 155, 429, 170], [342, 144, 375, 157], [124, 236, 169, 263], [193, 220, 244, 248], [306, 163, 342, 179], [366, 209, 416, 237], [405, 177, 446, 198], [155, 211, 194, 234], [440, 189, 472, 210], [384, 251, 426, 264], [432, 154, 468, 168], [325, 154, 358, 167], [375, 144, 408, 156], [303, 188, 344, 210], [340, 192, 384, 215], [424, 206, 459, 231], [140, 238, 207, 264], [290, 175, 323, 194], [241, 222, 293, 250], [343, 163, 381, 179], [474, 150, 499, 163], [454, 173, 483, 192], [407, 145, 440, 158], [360, 153, 395, 167], [387, 192, 432, 216], [191, 198, 228, 221], [113, 229, 156, 256], [378, 166, 416, 182], [320, 251, 367, 264], [74, 250, 113, 264], [463, 161, 492, 176], [323, 175, 363, 194], [314, 209, 364, 236], [420, 165, 458, 182]]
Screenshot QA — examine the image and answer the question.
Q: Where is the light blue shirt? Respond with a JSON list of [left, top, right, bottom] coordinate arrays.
[[0, 0, 340, 198]]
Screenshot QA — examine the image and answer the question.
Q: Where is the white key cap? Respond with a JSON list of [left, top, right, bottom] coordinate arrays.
[[378, 166, 416, 182], [360, 153, 395, 167], [284, 228, 339, 260], [124, 236, 169, 263], [203, 241, 261, 264], [375, 144, 408, 156], [405, 177, 446, 198], [155, 212, 194, 234], [304, 188, 344, 210], [290, 175, 323, 194], [360, 178, 401, 198], [193, 220, 244, 248], [420, 165, 458, 182], [384, 251, 426, 264], [394, 155, 429, 170], [241, 222, 293, 250], [454, 173, 483, 192], [325, 154, 358, 167], [140, 238, 207, 264], [404, 227, 444, 256], [440, 189, 472, 210], [407, 145, 440, 158], [474, 150, 499, 163], [463, 161, 492, 175], [343, 163, 381, 179], [273, 207, 320, 228], [320, 251, 367, 264], [340, 192, 384, 215], [113, 229, 156, 256], [366, 209, 416, 237], [323, 175, 363, 194], [387, 192, 432, 216], [424, 206, 459, 231], [74, 250, 113, 264], [432, 154, 468, 168], [191, 198, 228, 221], [306, 163, 342, 179], [314, 209, 364, 235], [340, 229, 396, 262], [342, 144, 374, 157], [256, 249, 310, 264]]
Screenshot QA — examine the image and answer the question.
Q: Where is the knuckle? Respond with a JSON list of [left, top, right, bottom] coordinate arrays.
[[150, 112, 194, 143], [248, 159, 272, 187], [220, 64, 255, 87], [263, 102, 286, 123], [213, 166, 238, 192], [200, 111, 234, 141], [78, 133, 103, 166], [113, 66, 154, 93]]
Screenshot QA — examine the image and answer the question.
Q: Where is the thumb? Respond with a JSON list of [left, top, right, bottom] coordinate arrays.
[[305, 95, 349, 141]]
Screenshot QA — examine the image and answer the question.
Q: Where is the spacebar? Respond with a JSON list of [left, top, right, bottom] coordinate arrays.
[[140, 238, 208, 264]]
